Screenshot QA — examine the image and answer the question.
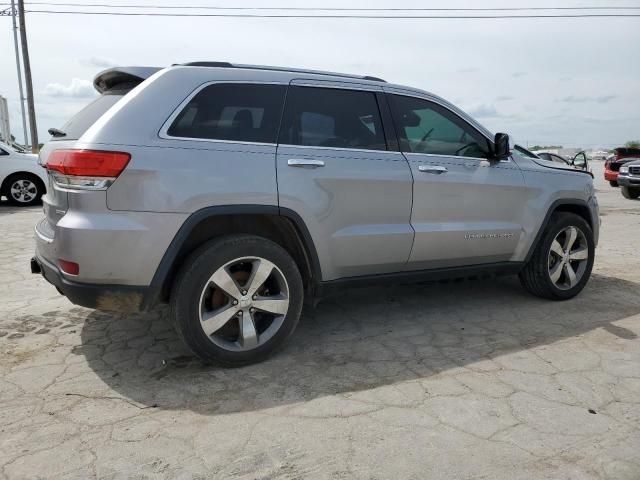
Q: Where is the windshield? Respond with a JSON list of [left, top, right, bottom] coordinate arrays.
[[0, 142, 25, 154]]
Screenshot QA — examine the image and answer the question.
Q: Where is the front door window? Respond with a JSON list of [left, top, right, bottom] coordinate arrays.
[[388, 95, 490, 159]]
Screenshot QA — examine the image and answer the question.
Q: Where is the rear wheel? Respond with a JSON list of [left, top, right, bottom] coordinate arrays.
[[621, 186, 640, 199], [170, 235, 303, 366], [4, 173, 43, 206], [519, 213, 594, 300], [609, 180, 618, 187]]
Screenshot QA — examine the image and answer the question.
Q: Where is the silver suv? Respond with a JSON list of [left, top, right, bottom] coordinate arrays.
[[32, 62, 599, 365]]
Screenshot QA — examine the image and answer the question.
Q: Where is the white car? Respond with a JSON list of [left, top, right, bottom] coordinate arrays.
[[0, 141, 47, 206]]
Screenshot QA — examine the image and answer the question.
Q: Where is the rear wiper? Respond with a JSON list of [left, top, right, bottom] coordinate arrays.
[[48, 127, 66, 137]]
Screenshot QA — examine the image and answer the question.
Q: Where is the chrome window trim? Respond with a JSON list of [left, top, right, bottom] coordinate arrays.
[[158, 80, 288, 146], [277, 143, 403, 155], [289, 78, 384, 93], [403, 152, 508, 163]]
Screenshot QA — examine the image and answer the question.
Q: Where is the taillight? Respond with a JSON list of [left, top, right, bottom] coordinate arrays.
[[46, 149, 130, 189]]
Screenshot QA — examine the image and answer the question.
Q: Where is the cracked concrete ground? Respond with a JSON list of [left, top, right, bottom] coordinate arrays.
[[1, 163, 639, 479]]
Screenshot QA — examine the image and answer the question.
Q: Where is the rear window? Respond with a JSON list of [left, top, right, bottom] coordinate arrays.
[[56, 91, 126, 140], [167, 83, 286, 144]]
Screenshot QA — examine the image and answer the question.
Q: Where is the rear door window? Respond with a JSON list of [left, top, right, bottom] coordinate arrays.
[[167, 83, 286, 144], [278, 86, 387, 151]]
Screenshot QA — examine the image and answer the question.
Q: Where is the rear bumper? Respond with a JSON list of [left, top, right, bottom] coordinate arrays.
[[31, 254, 155, 312]]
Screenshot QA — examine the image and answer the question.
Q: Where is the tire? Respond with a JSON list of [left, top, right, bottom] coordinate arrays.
[[621, 186, 640, 199], [3, 173, 44, 206], [519, 212, 594, 301], [170, 235, 304, 366], [609, 181, 618, 187]]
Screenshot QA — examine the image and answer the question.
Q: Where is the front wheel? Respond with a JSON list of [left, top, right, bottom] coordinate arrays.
[[621, 186, 640, 199], [519, 213, 594, 300], [609, 180, 618, 187], [170, 235, 303, 366]]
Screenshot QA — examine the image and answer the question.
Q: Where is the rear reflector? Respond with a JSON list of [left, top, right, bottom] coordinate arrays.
[[58, 259, 80, 275], [47, 149, 130, 177]]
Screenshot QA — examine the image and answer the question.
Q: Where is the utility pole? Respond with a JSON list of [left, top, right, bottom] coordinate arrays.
[[17, 0, 38, 152], [11, 0, 28, 146]]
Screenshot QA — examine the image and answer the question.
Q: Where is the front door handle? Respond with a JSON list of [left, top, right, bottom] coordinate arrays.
[[418, 165, 447, 174], [288, 159, 325, 168]]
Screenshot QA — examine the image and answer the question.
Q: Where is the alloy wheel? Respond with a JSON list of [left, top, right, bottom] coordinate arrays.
[[198, 256, 290, 351], [10, 179, 38, 204], [547, 226, 589, 290]]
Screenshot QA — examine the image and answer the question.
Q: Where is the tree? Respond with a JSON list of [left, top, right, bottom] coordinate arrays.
[[625, 140, 640, 148], [530, 145, 562, 151]]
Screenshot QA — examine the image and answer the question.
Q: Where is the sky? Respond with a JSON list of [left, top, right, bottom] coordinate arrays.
[[1, 0, 639, 149]]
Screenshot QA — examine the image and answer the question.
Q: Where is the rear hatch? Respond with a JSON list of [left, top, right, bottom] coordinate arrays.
[[40, 67, 160, 226]]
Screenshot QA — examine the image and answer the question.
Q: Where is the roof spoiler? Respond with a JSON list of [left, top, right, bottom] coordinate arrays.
[[93, 66, 161, 94]]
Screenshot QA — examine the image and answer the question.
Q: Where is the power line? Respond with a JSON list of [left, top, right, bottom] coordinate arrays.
[[7, 2, 640, 10], [15, 9, 640, 18]]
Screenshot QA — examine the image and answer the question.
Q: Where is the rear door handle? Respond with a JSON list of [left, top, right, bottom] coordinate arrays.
[[418, 165, 447, 174], [288, 159, 325, 168]]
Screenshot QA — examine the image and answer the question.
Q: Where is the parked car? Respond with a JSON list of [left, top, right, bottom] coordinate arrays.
[[536, 151, 590, 173], [31, 63, 599, 365], [604, 147, 640, 187], [0, 140, 47, 206], [616, 158, 640, 199]]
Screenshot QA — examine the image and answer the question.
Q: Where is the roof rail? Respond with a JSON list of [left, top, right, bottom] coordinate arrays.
[[182, 61, 233, 68], [179, 61, 386, 83]]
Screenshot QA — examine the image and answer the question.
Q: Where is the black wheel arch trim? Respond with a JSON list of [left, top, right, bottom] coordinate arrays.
[[146, 204, 322, 308], [524, 198, 595, 263]]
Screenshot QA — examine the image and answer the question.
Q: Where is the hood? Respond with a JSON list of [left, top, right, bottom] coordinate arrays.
[[0, 142, 38, 161], [610, 157, 640, 165], [12, 151, 38, 161], [528, 157, 591, 175], [529, 157, 572, 171]]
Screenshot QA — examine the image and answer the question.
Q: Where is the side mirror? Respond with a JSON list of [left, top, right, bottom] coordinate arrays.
[[400, 111, 421, 127], [572, 152, 587, 169], [493, 133, 510, 160]]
